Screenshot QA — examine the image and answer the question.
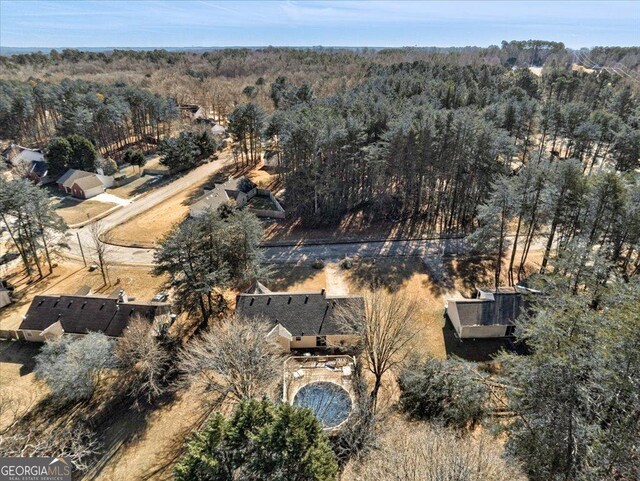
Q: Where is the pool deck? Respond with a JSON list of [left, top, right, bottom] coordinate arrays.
[[283, 355, 357, 405]]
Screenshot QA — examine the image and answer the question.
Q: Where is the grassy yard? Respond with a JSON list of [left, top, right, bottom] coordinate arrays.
[[54, 198, 117, 226], [0, 261, 167, 332], [108, 160, 274, 248], [0, 341, 48, 431], [107, 175, 155, 200], [107, 184, 196, 247]]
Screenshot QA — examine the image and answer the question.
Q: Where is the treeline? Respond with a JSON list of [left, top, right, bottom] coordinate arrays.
[[3, 42, 639, 71], [0, 48, 187, 68], [269, 60, 638, 229], [0, 176, 67, 278], [0, 78, 178, 157], [473, 160, 640, 288]]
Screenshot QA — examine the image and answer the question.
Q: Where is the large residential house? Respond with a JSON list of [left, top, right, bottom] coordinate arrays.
[[57, 169, 114, 199], [236, 283, 363, 351], [1, 144, 51, 184], [18, 289, 171, 342], [445, 286, 537, 339], [189, 176, 285, 219]]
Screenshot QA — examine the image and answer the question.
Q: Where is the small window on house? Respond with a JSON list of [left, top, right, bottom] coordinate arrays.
[[295, 336, 302, 341]]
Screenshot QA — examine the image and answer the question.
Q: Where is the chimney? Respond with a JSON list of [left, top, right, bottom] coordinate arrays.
[[320, 288, 325, 296], [117, 289, 128, 303]]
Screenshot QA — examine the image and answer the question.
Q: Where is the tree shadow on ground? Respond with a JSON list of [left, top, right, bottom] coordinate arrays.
[[0, 341, 40, 375], [442, 316, 513, 362], [267, 264, 324, 291], [345, 258, 425, 293], [422, 257, 457, 297], [448, 256, 493, 297], [264, 209, 444, 244]]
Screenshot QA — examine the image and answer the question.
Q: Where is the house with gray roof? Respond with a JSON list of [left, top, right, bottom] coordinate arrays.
[[19, 289, 171, 342], [2, 144, 52, 184], [57, 169, 114, 199], [236, 287, 363, 351], [445, 286, 537, 338], [190, 176, 285, 219]]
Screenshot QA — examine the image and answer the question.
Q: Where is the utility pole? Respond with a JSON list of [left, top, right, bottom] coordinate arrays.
[[77, 232, 87, 267]]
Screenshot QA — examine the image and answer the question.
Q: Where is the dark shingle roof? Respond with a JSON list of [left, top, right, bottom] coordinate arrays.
[[236, 290, 363, 336], [19, 295, 169, 337], [30, 160, 48, 177], [447, 292, 524, 326]]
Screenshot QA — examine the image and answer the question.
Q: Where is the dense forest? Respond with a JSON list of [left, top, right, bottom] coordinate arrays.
[[1, 44, 639, 280], [1, 41, 639, 481]]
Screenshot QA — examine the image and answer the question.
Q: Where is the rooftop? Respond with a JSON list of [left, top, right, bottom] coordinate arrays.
[[19, 293, 170, 337], [236, 289, 363, 337]]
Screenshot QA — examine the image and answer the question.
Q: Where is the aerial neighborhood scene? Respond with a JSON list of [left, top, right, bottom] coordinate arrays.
[[0, 1, 639, 480]]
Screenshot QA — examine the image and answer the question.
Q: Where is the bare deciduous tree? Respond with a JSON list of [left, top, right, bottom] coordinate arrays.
[[87, 221, 112, 286], [115, 316, 172, 405], [0, 423, 100, 472], [34, 332, 117, 401], [178, 316, 282, 402], [334, 289, 416, 404], [343, 420, 526, 481]]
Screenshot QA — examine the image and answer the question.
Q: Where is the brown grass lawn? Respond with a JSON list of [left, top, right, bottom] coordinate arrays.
[[0, 341, 48, 431], [344, 257, 448, 361], [93, 388, 212, 481], [143, 154, 171, 173], [108, 186, 196, 247], [54, 198, 117, 226], [0, 261, 167, 331], [268, 263, 327, 292], [107, 175, 154, 199], [109, 161, 278, 248]]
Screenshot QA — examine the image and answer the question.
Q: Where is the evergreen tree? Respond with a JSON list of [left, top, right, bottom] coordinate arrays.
[[501, 277, 640, 481], [154, 208, 265, 323], [175, 399, 339, 481], [44, 137, 72, 176], [67, 134, 98, 171]]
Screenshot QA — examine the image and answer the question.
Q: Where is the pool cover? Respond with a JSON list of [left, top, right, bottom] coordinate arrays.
[[293, 381, 352, 429]]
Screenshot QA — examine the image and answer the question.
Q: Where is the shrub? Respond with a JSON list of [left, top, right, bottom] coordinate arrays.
[[175, 399, 338, 481], [398, 357, 488, 428], [34, 332, 117, 401]]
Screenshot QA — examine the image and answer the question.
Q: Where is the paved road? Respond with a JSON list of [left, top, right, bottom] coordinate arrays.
[[59, 152, 548, 266]]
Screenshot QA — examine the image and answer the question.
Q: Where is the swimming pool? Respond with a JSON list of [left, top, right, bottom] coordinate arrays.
[[293, 381, 353, 429]]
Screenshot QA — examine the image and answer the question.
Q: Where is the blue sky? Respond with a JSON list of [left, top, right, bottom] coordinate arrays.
[[1, 1, 638, 49]]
